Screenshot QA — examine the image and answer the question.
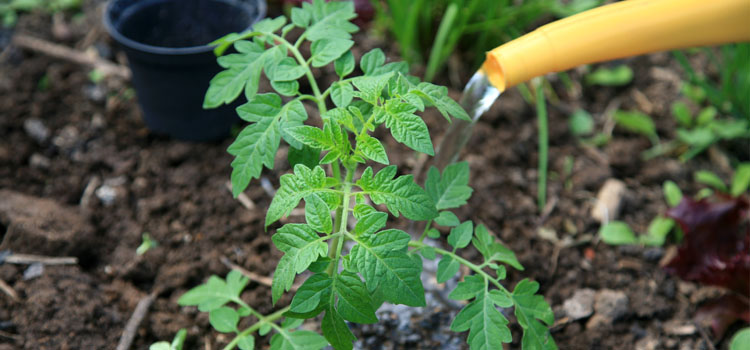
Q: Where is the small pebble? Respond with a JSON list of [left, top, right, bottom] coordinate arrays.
[[562, 288, 596, 320], [96, 185, 118, 206], [23, 263, 44, 280], [642, 247, 664, 261], [29, 153, 51, 169], [23, 118, 50, 144]]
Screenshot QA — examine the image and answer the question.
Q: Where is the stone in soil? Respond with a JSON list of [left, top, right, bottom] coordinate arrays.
[[562, 288, 596, 320], [587, 289, 629, 329]]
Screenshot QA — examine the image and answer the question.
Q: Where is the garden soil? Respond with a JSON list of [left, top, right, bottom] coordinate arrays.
[[0, 2, 746, 350]]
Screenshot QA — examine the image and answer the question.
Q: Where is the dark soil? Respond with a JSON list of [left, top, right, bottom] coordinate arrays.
[[1, 2, 747, 350]]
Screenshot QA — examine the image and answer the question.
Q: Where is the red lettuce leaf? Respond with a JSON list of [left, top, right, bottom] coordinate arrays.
[[664, 195, 750, 295], [694, 294, 750, 339]]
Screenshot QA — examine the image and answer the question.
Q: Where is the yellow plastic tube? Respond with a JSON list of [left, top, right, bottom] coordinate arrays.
[[483, 0, 750, 91]]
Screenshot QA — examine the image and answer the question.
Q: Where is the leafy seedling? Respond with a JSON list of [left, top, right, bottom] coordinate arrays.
[[136, 233, 157, 255], [585, 64, 633, 86], [153, 2, 557, 349]]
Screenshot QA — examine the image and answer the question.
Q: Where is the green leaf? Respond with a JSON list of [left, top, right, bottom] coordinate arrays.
[[351, 73, 393, 104], [408, 82, 471, 122], [360, 49, 386, 76], [451, 288, 513, 349], [305, 0, 357, 41], [512, 279, 557, 350], [271, 80, 300, 97], [289, 273, 332, 314], [311, 38, 354, 67], [237, 335, 255, 350], [272, 255, 295, 305], [334, 51, 355, 79], [178, 272, 248, 311], [671, 101, 692, 127], [695, 170, 728, 192], [272, 224, 328, 275], [322, 305, 356, 350], [269, 329, 328, 350], [266, 165, 339, 225], [354, 211, 388, 236], [663, 180, 683, 207], [427, 228, 441, 239], [266, 57, 306, 82], [471, 224, 493, 261], [171, 329, 187, 350], [205, 44, 283, 108], [288, 145, 320, 170], [335, 271, 378, 324], [732, 163, 750, 196], [730, 327, 750, 350], [447, 220, 473, 249], [585, 65, 633, 86], [229, 94, 307, 196], [435, 211, 460, 227], [436, 256, 460, 283], [375, 99, 433, 155], [569, 109, 594, 136], [599, 221, 638, 245], [425, 161, 473, 210], [613, 110, 656, 138], [209, 307, 239, 333], [305, 194, 333, 234], [696, 106, 717, 125], [349, 230, 426, 306], [254, 16, 287, 34], [356, 134, 388, 164], [448, 274, 484, 300], [149, 342, 170, 350], [331, 82, 354, 108], [356, 166, 438, 221], [487, 242, 524, 271], [419, 245, 436, 260], [291, 7, 311, 28], [489, 289, 513, 307], [640, 217, 675, 246]]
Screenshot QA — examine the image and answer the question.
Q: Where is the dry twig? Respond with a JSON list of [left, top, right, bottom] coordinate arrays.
[[13, 34, 130, 79], [0, 279, 19, 302], [5, 254, 78, 265], [220, 256, 274, 289], [225, 181, 256, 210], [116, 292, 157, 350]]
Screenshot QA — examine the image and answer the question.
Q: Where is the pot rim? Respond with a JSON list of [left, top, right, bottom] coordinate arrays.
[[103, 0, 266, 56]]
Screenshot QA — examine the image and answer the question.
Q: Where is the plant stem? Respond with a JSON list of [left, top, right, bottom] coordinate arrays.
[[327, 165, 355, 275], [269, 33, 327, 115], [535, 80, 548, 212], [223, 306, 290, 350], [407, 240, 511, 297], [417, 219, 433, 242]]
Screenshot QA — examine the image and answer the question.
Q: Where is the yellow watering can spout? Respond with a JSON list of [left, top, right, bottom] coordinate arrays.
[[482, 0, 750, 91]]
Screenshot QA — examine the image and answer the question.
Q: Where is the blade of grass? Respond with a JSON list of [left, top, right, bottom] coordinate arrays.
[[424, 2, 458, 81], [535, 79, 548, 212]]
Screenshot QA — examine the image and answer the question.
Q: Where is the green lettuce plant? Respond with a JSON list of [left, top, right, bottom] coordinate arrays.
[[167, 1, 556, 349]]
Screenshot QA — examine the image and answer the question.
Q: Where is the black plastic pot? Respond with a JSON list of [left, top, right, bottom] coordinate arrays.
[[104, 0, 266, 141]]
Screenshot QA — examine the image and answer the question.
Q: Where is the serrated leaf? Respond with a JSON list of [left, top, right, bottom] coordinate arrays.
[[288, 145, 320, 169], [356, 166, 438, 220], [229, 94, 307, 196], [512, 279, 557, 350], [266, 57, 306, 82], [356, 134, 388, 164], [322, 305, 356, 350], [305, 0, 357, 41], [334, 51, 355, 78], [289, 273, 332, 314], [351, 73, 393, 104], [331, 82, 354, 108], [354, 211, 388, 236], [449, 275, 484, 300], [266, 165, 339, 225], [237, 335, 255, 350], [272, 224, 328, 274], [471, 224, 493, 260], [375, 99, 433, 155], [269, 329, 328, 350], [409, 82, 470, 121], [311, 38, 354, 67], [254, 16, 287, 33], [488, 242, 524, 271], [425, 161, 473, 210], [437, 256, 460, 283], [305, 194, 333, 234], [209, 307, 239, 333], [291, 7, 311, 28], [178, 272, 247, 311], [349, 230, 426, 306], [360, 49, 385, 76], [663, 180, 683, 207], [599, 221, 638, 245], [435, 211, 460, 227], [272, 255, 295, 305], [205, 45, 283, 108], [271, 79, 300, 97], [450, 289, 512, 349], [335, 271, 378, 324], [447, 221, 473, 249], [489, 289, 513, 307]]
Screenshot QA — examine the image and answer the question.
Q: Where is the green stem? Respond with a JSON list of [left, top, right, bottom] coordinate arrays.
[[327, 165, 355, 275], [535, 80, 548, 212], [407, 241, 511, 296], [417, 219, 433, 242], [223, 306, 290, 350], [269, 33, 327, 114]]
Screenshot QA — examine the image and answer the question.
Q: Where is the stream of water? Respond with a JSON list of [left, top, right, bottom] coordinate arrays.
[[433, 71, 502, 169]]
